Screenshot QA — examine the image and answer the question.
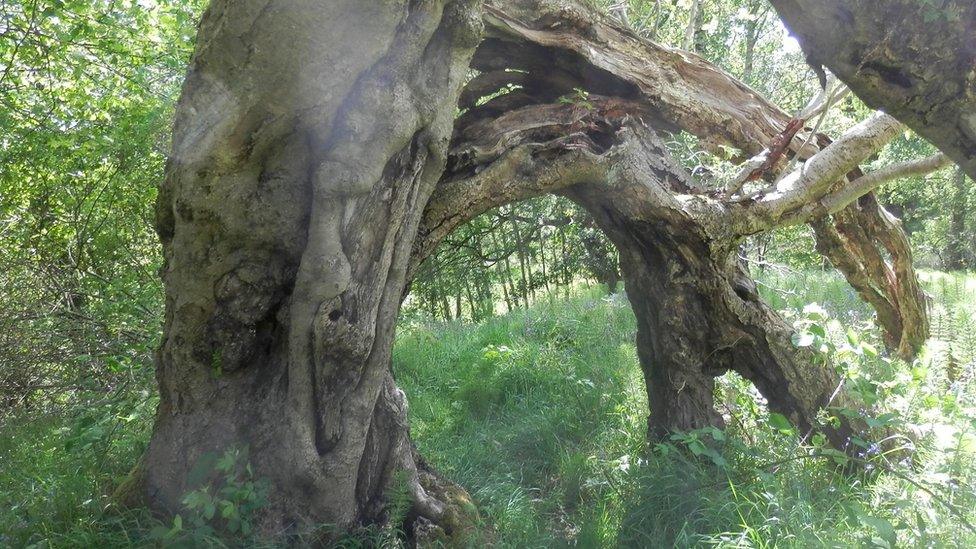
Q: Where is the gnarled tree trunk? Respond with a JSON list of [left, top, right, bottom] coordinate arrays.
[[467, 0, 931, 358], [146, 0, 483, 538], [562, 148, 857, 449], [144, 0, 939, 539], [769, 0, 976, 180], [416, 95, 861, 449]]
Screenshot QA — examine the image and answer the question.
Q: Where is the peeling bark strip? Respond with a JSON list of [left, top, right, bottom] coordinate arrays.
[[769, 0, 976, 181], [148, 0, 483, 537]]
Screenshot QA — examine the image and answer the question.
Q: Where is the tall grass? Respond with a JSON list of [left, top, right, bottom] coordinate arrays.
[[2, 272, 975, 547]]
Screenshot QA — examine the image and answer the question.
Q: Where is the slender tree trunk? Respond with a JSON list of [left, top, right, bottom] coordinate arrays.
[[493, 229, 520, 310], [145, 0, 483, 538], [946, 167, 970, 270], [742, 8, 759, 84], [465, 279, 476, 320], [683, 0, 702, 52], [512, 220, 530, 305], [428, 281, 439, 318], [498, 261, 513, 312], [441, 284, 453, 321], [647, 0, 663, 39], [540, 234, 551, 294], [560, 226, 571, 294], [608, 1, 628, 26]]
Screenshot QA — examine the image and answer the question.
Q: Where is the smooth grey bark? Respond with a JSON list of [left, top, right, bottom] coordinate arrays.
[[769, 0, 976, 181], [147, 0, 483, 538]]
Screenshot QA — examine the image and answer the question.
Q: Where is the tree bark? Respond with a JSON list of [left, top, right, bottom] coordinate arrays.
[[145, 0, 940, 538], [566, 179, 854, 446], [408, 0, 943, 447], [769, 0, 976, 180], [415, 91, 863, 449], [423, 0, 932, 357], [147, 0, 483, 538], [811, 198, 931, 360]]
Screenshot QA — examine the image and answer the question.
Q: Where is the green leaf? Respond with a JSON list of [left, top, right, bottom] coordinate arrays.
[[220, 501, 237, 519], [858, 513, 897, 547], [768, 413, 795, 434], [216, 450, 237, 473], [860, 342, 879, 357]]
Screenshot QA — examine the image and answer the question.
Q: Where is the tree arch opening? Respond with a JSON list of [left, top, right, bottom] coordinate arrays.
[[405, 195, 621, 323]]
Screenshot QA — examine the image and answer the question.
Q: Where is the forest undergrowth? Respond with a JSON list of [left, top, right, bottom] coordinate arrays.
[[2, 271, 975, 547]]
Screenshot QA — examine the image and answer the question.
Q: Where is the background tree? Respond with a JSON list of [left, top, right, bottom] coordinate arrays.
[[0, 0, 201, 413]]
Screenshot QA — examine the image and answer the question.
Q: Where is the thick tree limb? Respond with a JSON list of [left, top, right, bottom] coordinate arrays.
[[813, 197, 931, 360], [417, 99, 862, 447], [467, 0, 932, 356], [479, 1, 803, 157], [817, 153, 950, 217], [769, 0, 976, 180], [732, 112, 902, 234]]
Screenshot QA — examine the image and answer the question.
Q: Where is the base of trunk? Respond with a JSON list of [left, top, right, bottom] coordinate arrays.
[[566, 166, 863, 450], [141, 370, 477, 543]]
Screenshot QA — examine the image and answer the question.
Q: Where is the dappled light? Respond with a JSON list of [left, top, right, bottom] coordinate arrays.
[[2, 0, 975, 546]]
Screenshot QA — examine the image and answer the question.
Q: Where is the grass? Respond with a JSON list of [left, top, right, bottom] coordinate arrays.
[[2, 271, 976, 547]]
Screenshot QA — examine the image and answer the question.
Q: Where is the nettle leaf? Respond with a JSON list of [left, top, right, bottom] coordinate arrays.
[[768, 413, 795, 434], [858, 513, 897, 547]]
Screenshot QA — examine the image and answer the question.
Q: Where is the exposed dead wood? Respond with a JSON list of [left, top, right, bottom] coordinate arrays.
[[460, 0, 936, 358], [418, 96, 862, 446]]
